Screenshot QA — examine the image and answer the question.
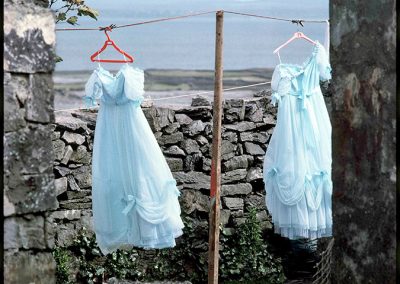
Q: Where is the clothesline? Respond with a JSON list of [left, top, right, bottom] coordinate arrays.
[[55, 10, 328, 31], [53, 81, 271, 112]]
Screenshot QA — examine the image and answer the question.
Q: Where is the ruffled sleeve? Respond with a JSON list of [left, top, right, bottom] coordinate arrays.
[[83, 71, 103, 108], [123, 67, 145, 106], [316, 43, 332, 81], [270, 65, 282, 106]]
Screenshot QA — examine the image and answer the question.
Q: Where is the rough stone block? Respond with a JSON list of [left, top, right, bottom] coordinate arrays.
[[224, 121, 256, 132], [5, 173, 58, 214], [163, 122, 180, 134], [181, 139, 200, 154], [220, 209, 231, 226], [240, 132, 268, 144], [4, 124, 55, 175], [157, 132, 184, 145], [223, 197, 244, 211], [222, 155, 252, 172], [163, 145, 186, 157], [61, 145, 73, 165], [4, 215, 46, 249], [222, 169, 247, 184], [54, 177, 67, 196], [244, 194, 265, 210], [62, 131, 85, 145], [55, 112, 89, 132], [173, 171, 210, 190], [71, 166, 91, 188], [175, 113, 192, 125], [70, 145, 91, 164], [166, 157, 183, 172], [244, 142, 265, 155], [221, 183, 252, 196], [183, 120, 205, 137], [183, 153, 203, 172], [52, 139, 65, 161], [246, 167, 263, 182], [180, 189, 209, 214], [26, 74, 54, 123], [4, 251, 56, 284], [191, 95, 211, 106], [4, 4, 55, 73], [4, 73, 27, 132]]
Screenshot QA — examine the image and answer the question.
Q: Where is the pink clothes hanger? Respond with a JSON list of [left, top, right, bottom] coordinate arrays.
[[273, 31, 316, 55]]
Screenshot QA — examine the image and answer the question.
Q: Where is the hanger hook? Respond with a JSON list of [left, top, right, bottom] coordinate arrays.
[[99, 24, 116, 42]]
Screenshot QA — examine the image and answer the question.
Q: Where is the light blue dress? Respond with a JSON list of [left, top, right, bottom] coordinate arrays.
[[84, 64, 184, 254], [263, 41, 332, 240]]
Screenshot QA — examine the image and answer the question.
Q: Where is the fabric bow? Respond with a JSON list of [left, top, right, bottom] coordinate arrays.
[[122, 194, 136, 215]]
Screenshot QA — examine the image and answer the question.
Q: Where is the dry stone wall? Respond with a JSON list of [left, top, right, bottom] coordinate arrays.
[[4, 0, 58, 283], [50, 95, 277, 249]]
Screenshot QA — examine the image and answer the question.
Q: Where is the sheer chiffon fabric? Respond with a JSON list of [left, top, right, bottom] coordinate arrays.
[[84, 64, 184, 254], [263, 42, 333, 240]]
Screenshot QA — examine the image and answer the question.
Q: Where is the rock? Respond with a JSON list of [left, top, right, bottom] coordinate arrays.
[[26, 74, 54, 123], [163, 145, 186, 157], [256, 210, 269, 222], [54, 166, 71, 177], [231, 210, 244, 218], [263, 114, 276, 125], [221, 183, 252, 196], [223, 197, 244, 211], [200, 144, 210, 156], [67, 175, 80, 191], [175, 113, 193, 125], [48, 210, 81, 221], [220, 209, 231, 226], [143, 107, 175, 132], [177, 106, 212, 121], [181, 139, 200, 154], [52, 140, 65, 161], [59, 199, 92, 210], [204, 122, 213, 137], [253, 89, 271, 97], [66, 190, 91, 200], [173, 171, 211, 190], [246, 167, 263, 182], [61, 132, 85, 145], [224, 107, 245, 123], [240, 132, 268, 144], [202, 158, 212, 172], [54, 177, 67, 196], [166, 157, 183, 172], [183, 153, 203, 172], [237, 144, 244, 155], [61, 145, 73, 165], [157, 132, 184, 146], [4, 251, 56, 284], [219, 141, 237, 161], [224, 121, 256, 132], [222, 131, 238, 143], [55, 113, 88, 132], [222, 169, 247, 184], [180, 190, 209, 214], [51, 131, 61, 141], [195, 135, 208, 146], [183, 120, 205, 137], [191, 95, 211, 106], [71, 166, 91, 188], [244, 142, 265, 155], [233, 217, 247, 227], [4, 215, 46, 249], [244, 194, 265, 210], [70, 145, 91, 164], [163, 122, 180, 134], [222, 155, 253, 172]]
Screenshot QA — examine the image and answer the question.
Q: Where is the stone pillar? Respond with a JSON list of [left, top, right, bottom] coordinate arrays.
[[4, 0, 58, 283], [330, 1, 396, 283]]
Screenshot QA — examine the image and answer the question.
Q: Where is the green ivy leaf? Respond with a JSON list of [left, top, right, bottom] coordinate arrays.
[[57, 12, 66, 22], [77, 5, 99, 20], [66, 16, 78, 25]]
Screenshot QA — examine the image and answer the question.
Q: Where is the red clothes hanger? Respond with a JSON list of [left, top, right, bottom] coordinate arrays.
[[90, 26, 134, 63], [273, 31, 316, 55]]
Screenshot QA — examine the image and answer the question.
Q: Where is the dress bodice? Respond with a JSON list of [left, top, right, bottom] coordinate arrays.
[[84, 64, 145, 107], [270, 41, 331, 108]]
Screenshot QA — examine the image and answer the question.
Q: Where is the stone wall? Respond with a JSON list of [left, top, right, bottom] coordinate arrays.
[[330, 0, 396, 283], [3, 0, 58, 283], [50, 95, 277, 249]]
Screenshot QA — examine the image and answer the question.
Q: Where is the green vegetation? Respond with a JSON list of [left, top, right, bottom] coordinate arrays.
[[53, 209, 285, 283]]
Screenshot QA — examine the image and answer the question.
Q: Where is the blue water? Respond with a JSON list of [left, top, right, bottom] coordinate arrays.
[[55, 0, 328, 71]]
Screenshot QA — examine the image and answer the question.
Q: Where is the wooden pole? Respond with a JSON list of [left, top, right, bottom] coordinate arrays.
[[208, 10, 224, 284]]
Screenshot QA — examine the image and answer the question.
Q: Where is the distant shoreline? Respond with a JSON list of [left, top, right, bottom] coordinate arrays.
[[54, 68, 273, 110]]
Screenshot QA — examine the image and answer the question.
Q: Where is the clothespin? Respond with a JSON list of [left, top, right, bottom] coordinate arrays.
[[99, 24, 116, 31], [291, 19, 304, 31]]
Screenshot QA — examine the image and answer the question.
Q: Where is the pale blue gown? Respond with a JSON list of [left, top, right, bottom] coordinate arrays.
[[84, 64, 184, 254], [263, 41, 332, 240]]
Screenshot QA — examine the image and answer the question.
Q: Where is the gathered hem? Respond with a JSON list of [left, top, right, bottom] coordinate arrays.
[[273, 225, 332, 240]]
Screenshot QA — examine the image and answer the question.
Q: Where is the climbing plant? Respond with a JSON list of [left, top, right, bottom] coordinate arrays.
[[53, 209, 285, 283]]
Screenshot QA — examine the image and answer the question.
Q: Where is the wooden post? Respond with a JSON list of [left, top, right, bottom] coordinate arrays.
[[208, 10, 224, 284]]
